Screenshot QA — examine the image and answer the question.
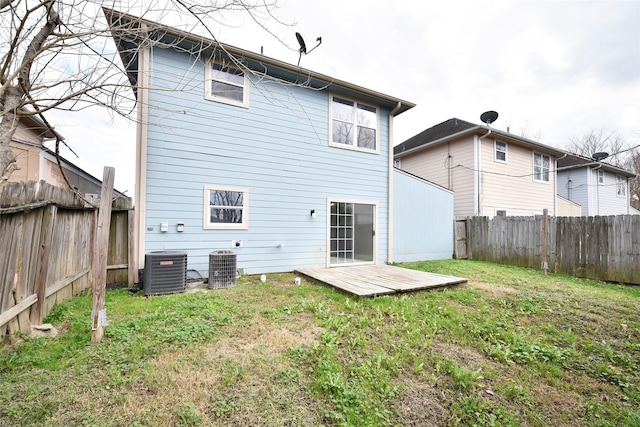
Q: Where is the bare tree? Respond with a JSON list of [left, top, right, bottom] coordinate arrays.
[[567, 128, 631, 167], [0, 0, 287, 189], [568, 128, 640, 210], [502, 117, 542, 141]]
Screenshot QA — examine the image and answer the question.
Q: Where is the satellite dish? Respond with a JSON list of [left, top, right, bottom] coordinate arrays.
[[295, 32, 322, 66], [295, 32, 307, 54], [480, 111, 499, 125], [592, 152, 609, 161]]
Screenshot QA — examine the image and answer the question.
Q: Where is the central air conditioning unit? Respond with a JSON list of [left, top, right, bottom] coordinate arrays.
[[144, 251, 187, 296], [209, 250, 237, 289]]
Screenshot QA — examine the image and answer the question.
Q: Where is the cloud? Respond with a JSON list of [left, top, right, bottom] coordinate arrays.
[[43, 0, 640, 195]]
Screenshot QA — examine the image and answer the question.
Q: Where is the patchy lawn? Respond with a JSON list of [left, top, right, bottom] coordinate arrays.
[[1, 260, 639, 426]]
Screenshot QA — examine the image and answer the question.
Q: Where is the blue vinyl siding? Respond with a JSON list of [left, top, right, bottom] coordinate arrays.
[[143, 46, 391, 274], [558, 168, 630, 216], [557, 169, 589, 216], [588, 169, 630, 215], [393, 170, 454, 262]]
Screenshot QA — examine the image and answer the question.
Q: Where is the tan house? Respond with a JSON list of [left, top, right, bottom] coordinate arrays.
[[394, 118, 566, 219], [9, 114, 113, 195]]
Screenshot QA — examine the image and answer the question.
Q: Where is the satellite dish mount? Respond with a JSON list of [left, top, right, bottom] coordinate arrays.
[[480, 110, 499, 126], [592, 152, 609, 161], [296, 32, 322, 66]]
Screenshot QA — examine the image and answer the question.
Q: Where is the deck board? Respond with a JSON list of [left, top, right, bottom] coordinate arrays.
[[296, 265, 467, 297]]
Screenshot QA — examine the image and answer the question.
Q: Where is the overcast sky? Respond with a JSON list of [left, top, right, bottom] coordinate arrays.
[[49, 0, 640, 195]]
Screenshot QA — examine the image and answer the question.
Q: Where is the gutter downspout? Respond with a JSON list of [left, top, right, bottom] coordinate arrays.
[[135, 28, 150, 282], [387, 101, 402, 265], [593, 163, 603, 215], [475, 127, 492, 216]]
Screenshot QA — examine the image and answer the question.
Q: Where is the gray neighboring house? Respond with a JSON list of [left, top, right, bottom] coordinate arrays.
[[557, 153, 637, 216]]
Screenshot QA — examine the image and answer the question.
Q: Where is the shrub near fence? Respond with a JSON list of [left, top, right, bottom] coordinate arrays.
[[466, 214, 640, 285], [0, 181, 132, 339]]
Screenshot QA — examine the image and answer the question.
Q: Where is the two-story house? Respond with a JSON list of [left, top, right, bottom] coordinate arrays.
[[104, 9, 452, 276], [557, 153, 637, 216], [394, 118, 566, 219]]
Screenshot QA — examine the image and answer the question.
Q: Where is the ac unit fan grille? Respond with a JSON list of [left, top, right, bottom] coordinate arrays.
[[209, 250, 237, 289]]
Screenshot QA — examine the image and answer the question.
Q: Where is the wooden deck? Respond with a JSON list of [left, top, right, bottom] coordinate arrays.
[[296, 265, 467, 297]]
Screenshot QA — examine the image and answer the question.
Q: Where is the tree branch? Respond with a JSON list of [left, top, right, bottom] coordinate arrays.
[[18, 0, 60, 94]]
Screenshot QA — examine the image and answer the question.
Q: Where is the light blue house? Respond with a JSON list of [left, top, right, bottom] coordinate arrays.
[[106, 9, 453, 277], [557, 153, 637, 216]]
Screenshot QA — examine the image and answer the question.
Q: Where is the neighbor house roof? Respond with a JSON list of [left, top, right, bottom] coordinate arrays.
[[103, 8, 416, 116], [394, 117, 566, 157], [557, 153, 636, 178], [2, 108, 65, 141]]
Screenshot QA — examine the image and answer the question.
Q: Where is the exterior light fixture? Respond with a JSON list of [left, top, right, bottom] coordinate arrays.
[[310, 209, 316, 218]]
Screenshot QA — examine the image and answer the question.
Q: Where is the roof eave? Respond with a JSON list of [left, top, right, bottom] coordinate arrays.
[[395, 126, 482, 158], [395, 125, 567, 158], [557, 161, 637, 178], [103, 7, 416, 115]]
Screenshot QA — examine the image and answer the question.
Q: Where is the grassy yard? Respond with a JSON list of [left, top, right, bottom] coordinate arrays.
[[1, 260, 639, 426]]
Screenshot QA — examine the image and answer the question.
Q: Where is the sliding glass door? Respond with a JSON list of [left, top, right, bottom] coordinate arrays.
[[329, 201, 375, 265]]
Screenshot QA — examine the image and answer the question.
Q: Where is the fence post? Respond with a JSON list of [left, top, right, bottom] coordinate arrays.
[[127, 209, 136, 287], [91, 167, 115, 343], [30, 204, 57, 325], [541, 209, 549, 275]]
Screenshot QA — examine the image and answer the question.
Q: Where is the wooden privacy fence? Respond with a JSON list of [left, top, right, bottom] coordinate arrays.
[[464, 214, 640, 285], [0, 181, 133, 338]]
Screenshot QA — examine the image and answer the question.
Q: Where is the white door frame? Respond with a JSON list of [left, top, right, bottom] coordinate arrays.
[[326, 198, 378, 267]]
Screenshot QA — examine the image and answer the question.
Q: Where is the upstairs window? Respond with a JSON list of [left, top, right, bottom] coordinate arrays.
[[205, 59, 249, 107], [597, 169, 605, 185], [330, 95, 378, 152], [533, 152, 550, 182], [495, 141, 507, 162], [617, 175, 626, 196], [203, 185, 248, 229]]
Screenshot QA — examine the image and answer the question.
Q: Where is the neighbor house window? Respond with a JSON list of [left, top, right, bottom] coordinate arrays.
[[394, 159, 401, 168], [533, 152, 550, 182], [597, 169, 605, 185], [203, 185, 248, 229], [330, 95, 378, 152], [495, 209, 507, 217], [617, 175, 626, 196], [495, 141, 507, 162], [205, 59, 249, 107]]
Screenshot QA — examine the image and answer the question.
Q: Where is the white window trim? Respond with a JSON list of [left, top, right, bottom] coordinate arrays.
[[203, 185, 249, 230], [532, 152, 551, 184], [204, 58, 250, 108], [616, 175, 627, 197], [329, 93, 380, 154], [494, 141, 507, 163]]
